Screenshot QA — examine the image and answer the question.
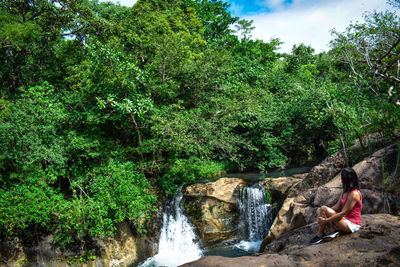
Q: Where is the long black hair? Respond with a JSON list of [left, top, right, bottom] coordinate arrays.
[[341, 167, 359, 193]]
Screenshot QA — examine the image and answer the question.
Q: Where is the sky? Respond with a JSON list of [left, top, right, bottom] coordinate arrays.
[[102, 0, 395, 53], [227, 0, 393, 53]]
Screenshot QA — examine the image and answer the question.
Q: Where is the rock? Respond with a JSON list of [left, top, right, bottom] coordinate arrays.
[[0, 221, 159, 267], [96, 221, 158, 267], [302, 149, 346, 187], [182, 175, 310, 247], [182, 178, 247, 246], [268, 195, 315, 240], [320, 143, 399, 214], [259, 176, 302, 199], [183, 178, 247, 204], [312, 186, 342, 207], [323, 144, 398, 191], [181, 214, 400, 267], [265, 143, 399, 245], [259, 176, 303, 220], [181, 196, 239, 246]]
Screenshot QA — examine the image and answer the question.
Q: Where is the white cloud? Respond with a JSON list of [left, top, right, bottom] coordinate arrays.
[[231, 2, 245, 16], [245, 0, 393, 53]]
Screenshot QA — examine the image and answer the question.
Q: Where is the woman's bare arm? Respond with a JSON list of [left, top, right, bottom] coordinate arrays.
[[331, 192, 342, 212]]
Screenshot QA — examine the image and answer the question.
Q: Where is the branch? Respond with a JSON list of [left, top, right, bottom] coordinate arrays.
[[61, 27, 85, 37], [69, 179, 90, 198], [364, 47, 373, 68], [344, 50, 359, 76], [379, 38, 400, 63], [375, 70, 400, 83]]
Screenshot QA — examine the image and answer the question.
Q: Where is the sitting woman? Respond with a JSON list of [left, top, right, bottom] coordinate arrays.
[[309, 167, 362, 245]]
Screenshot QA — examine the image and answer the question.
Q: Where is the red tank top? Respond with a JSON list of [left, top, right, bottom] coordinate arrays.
[[340, 189, 362, 225]]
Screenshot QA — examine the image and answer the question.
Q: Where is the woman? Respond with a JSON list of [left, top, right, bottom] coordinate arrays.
[[309, 167, 362, 245]]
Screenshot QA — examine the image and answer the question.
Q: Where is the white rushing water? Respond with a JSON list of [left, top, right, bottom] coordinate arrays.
[[235, 184, 273, 252], [139, 190, 202, 267]]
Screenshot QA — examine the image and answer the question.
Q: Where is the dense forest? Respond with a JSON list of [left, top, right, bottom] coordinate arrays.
[[0, 0, 399, 251]]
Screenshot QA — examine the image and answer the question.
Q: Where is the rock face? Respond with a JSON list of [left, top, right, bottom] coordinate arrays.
[[182, 196, 240, 246], [301, 149, 347, 187], [182, 178, 247, 246], [0, 222, 159, 267], [263, 143, 400, 248], [183, 178, 247, 204], [181, 214, 400, 267], [259, 176, 302, 199], [96, 222, 158, 267], [259, 176, 303, 220]]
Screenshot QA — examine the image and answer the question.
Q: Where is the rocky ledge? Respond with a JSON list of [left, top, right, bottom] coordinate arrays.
[[181, 213, 400, 267]]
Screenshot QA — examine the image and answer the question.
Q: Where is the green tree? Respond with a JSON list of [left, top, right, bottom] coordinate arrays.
[[182, 0, 238, 42], [330, 6, 400, 104]]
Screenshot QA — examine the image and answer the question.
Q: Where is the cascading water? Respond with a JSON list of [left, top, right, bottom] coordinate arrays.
[[139, 188, 202, 267], [234, 183, 273, 253]]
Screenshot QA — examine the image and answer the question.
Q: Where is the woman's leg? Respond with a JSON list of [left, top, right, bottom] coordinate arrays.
[[317, 206, 336, 237], [318, 206, 336, 232], [333, 219, 352, 233], [319, 206, 351, 233], [319, 205, 335, 218], [316, 206, 330, 237]]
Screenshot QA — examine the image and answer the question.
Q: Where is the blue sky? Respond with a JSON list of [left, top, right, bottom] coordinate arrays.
[[102, 0, 395, 53], [227, 0, 294, 16]]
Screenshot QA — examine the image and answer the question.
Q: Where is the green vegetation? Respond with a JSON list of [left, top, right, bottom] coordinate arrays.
[[67, 251, 96, 265], [0, 0, 398, 250], [265, 189, 272, 204]]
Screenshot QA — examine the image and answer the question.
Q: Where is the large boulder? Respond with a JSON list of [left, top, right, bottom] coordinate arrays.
[[183, 178, 247, 204], [301, 149, 346, 187], [267, 195, 316, 241], [323, 143, 399, 192], [182, 178, 247, 246], [259, 176, 304, 219], [316, 143, 400, 214], [264, 143, 399, 247], [181, 196, 240, 246], [181, 214, 400, 267], [259, 176, 302, 200]]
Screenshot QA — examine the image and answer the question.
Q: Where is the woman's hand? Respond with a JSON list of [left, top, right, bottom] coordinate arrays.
[[318, 216, 328, 224]]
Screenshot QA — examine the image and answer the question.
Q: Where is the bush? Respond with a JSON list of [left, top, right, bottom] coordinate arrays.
[[0, 170, 61, 238], [161, 157, 225, 194]]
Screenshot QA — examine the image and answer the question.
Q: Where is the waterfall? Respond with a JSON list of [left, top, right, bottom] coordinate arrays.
[[234, 183, 273, 252], [139, 188, 202, 267]]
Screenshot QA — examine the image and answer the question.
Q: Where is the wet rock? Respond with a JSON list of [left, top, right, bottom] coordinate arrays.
[[181, 196, 240, 246], [182, 178, 247, 246]]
